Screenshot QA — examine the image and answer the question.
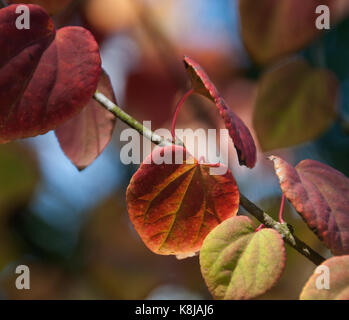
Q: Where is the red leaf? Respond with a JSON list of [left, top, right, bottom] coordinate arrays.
[[270, 156, 349, 255], [0, 5, 101, 143], [7, 1, 73, 15], [126, 145, 240, 256], [55, 71, 116, 170], [183, 56, 257, 168]]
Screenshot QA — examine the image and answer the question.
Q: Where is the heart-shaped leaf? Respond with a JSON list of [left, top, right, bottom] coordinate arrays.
[[183, 56, 257, 169], [300, 255, 349, 300], [254, 59, 338, 151], [239, 0, 335, 64], [0, 4, 101, 143], [126, 145, 239, 255], [8, 1, 73, 15], [200, 216, 286, 300], [55, 71, 116, 170], [270, 155, 349, 255]]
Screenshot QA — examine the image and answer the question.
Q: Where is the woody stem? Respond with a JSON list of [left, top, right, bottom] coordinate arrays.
[[94, 91, 326, 266]]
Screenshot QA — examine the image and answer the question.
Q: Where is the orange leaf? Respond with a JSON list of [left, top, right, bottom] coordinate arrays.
[[126, 145, 239, 255]]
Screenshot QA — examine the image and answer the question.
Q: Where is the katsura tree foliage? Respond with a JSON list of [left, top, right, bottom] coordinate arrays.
[[0, 1, 349, 300]]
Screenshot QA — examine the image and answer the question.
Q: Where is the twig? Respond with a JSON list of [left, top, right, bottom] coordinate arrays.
[[239, 195, 325, 266], [94, 90, 175, 147], [93, 91, 326, 266]]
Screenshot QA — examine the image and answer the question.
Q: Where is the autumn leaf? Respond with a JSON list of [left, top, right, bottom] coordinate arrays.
[[55, 71, 116, 170], [270, 155, 349, 255], [183, 56, 257, 169], [7, 0, 72, 15], [200, 216, 286, 300], [254, 59, 338, 151], [300, 255, 349, 300], [126, 145, 239, 256], [0, 4, 101, 143], [239, 0, 336, 64]]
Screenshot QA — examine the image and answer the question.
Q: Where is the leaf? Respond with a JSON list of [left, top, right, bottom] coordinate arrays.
[[300, 255, 349, 300], [126, 145, 239, 255], [55, 71, 116, 170], [200, 216, 286, 300], [270, 155, 349, 255], [0, 4, 101, 143], [7, 0, 73, 15], [254, 59, 338, 151], [239, 0, 335, 64], [183, 56, 257, 169]]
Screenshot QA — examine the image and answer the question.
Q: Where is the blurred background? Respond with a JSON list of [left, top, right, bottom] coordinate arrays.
[[1, 0, 349, 299]]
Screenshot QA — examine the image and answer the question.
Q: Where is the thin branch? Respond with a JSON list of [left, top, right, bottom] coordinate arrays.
[[239, 195, 325, 266], [93, 91, 326, 266], [94, 90, 173, 147]]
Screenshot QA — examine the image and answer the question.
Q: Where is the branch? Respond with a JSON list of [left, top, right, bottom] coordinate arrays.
[[239, 195, 325, 265], [93, 91, 326, 266], [94, 91, 173, 146]]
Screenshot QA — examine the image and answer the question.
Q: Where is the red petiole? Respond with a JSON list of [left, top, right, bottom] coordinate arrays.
[[255, 224, 265, 232], [278, 193, 286, 224], [171, 88, 194, 142]]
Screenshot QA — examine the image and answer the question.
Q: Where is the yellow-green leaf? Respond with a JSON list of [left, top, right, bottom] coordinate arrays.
[[200, 216, 286, 300]]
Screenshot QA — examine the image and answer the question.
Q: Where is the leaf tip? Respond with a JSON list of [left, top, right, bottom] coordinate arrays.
[[176, 251, 198, 260]]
